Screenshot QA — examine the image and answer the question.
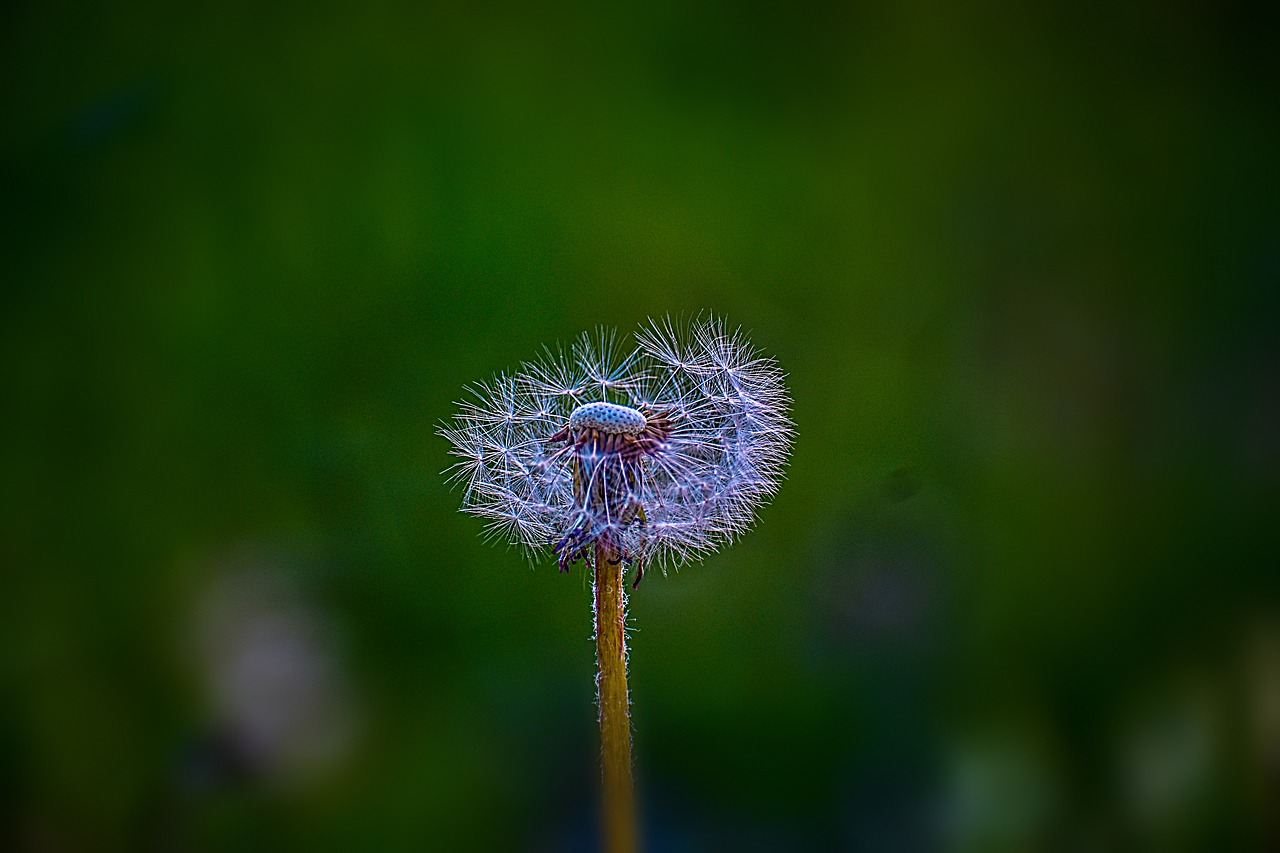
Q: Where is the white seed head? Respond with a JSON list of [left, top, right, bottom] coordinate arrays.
[[438, 314, 795, 574], [569, 401, 647, 435]]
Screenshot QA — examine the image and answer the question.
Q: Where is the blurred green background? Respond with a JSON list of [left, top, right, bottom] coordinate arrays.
[[3, 1, 1278, 850]]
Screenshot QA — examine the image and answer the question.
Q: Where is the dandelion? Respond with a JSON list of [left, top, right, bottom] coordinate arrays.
[[439, 314, 794, 853], [440, 315, 794, 583]]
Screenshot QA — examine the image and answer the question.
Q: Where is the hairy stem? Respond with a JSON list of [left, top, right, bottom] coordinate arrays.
[[595, 544, 636, 853]]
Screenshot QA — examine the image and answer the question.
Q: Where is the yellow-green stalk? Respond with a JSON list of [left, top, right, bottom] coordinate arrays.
[[594, 544, 636, 853]]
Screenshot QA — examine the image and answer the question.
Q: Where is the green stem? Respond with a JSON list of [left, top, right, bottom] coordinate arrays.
[[594, 544, 636, 853]]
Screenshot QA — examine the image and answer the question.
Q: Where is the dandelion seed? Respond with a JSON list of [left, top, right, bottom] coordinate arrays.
[[439, 314, 795, 586]]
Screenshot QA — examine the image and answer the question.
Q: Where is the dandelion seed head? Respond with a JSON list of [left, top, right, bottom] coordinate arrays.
[[439, 315, 795, 579]]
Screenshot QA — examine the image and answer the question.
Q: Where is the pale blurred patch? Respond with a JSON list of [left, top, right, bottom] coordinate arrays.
[[190, 550, 360, 788], [1117, 673, 1221, 839], [941, 718, 1064, 852]]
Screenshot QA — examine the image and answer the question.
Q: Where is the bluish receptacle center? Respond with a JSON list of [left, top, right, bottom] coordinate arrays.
[[569, 401, 647, 435]]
